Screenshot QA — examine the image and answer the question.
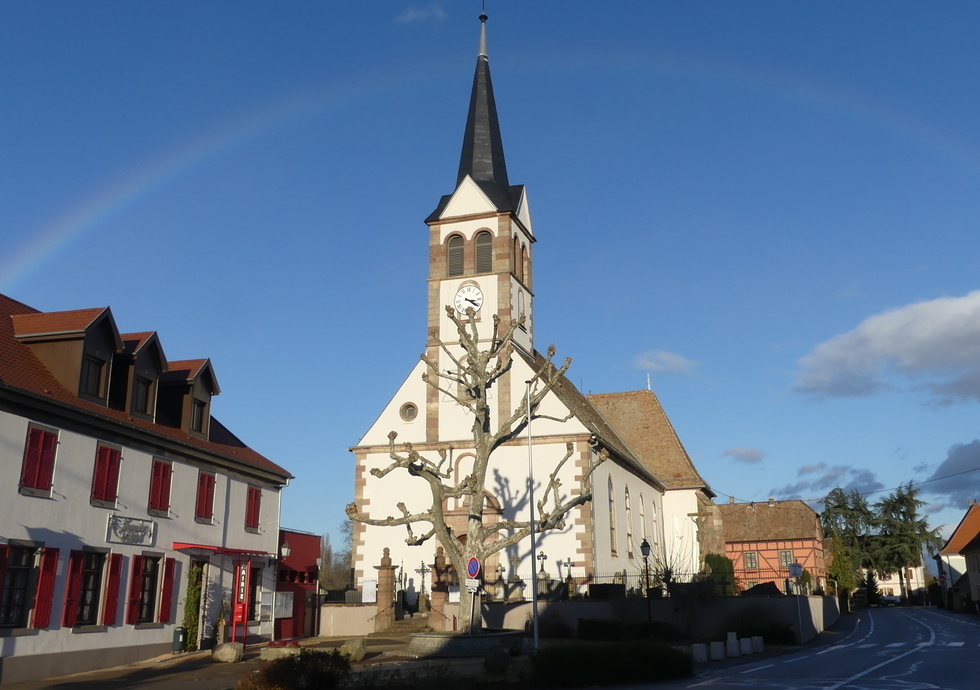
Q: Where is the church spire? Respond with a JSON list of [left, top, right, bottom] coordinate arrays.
[[456, 13, 509, 191]]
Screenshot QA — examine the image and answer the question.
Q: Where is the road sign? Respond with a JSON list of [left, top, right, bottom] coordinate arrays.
[[466, 557, 481, 579], [788, 563, 803, 578], [465, 578, 480, 593]]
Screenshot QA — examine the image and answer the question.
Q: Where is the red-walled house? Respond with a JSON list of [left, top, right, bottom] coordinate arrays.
[[275, 529, 321, 639], [718, 497, 826, 593]]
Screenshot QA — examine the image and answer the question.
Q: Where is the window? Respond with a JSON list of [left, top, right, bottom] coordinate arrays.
[[475, 231, 493, 273], [399, 403, 418, 422], [125, 557, 175, 624], [521, 244, 529, 285], [20, 425, 57, 495], [625, 487, 633, 558], [744, 552, 758, 569], [91, 444, 122, 506], [64, 551, 106, 627], [190, 400, 206, 433], [512, 236, 522, 282], [447, 235, 464, 277], [248, 565, 262, 621], [196, 471, 216, 522], [148, 460, 172, 515], [132, 377, 152, 415], [779, 550, 793, 568], [608, 477, 617, 556], [245, 486, 261, 531], [0, 545, 59, 629], [640, 494, 647, 540], [80, 357, 104, 397]]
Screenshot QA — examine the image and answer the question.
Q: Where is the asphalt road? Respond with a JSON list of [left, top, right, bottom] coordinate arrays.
[[664, 607, 980, 690]]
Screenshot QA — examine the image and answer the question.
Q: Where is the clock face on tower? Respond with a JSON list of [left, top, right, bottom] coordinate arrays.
[[454, 284, 484, 313]]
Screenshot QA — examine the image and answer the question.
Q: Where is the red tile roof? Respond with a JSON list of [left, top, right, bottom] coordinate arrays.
[[11, 307, 107, 338], [587, 389, 710, 492], [163, 359, 208, 381], [941, 502, 980, 555], [717, 500, 822, 543], [121, 331, 155, 352], [0, 293, 289, 480]]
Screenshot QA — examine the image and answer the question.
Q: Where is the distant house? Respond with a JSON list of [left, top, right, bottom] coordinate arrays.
[[717, 497, 826, 594], [935, 500, 980, 611], [0, 294, 292, 684], [275, 529, 322, 640]]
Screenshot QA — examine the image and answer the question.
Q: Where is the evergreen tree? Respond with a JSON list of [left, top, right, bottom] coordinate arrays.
[[821, 488, 874, 595], [873, 483, 943, 601]]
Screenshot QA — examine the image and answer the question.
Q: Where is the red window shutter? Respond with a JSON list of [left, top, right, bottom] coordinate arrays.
[[62, 551, 84, 628], [92, 446, 110, 501], [20, 428, 44, 488], [37, 430, 57, 489], [148, 461, 161, 510], [126, 555, 144, 625], [104, 447, 121, 502], [158, 558, 176, 623], [245, 487, 261, 529], [150, 460, 172, 512], [102, 553, 123, 625], [31, 548, 60, 628], [196, 472, 215, 519]]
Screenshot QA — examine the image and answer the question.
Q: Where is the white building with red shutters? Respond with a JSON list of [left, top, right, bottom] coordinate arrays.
[[0, 293, 292, 684]]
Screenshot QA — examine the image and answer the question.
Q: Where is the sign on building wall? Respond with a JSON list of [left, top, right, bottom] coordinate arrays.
[[106, 515, 156, 546]]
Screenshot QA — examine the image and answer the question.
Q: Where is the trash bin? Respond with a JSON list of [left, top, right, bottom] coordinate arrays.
[[172, 627, 186, 653]]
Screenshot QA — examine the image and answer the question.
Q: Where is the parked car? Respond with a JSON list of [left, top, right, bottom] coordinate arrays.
[[881, 595, 901, 606]]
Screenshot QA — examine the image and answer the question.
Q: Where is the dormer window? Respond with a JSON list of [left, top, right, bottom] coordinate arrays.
[[80, 357, 105, 397], [132, 377, 152, 415], [190, 400, 206, 433]]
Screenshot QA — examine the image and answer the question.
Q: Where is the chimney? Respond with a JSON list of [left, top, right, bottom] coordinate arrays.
[[768, 496, 775, 507], [970, 498, 976, 507], [729, 496, 735, 504]]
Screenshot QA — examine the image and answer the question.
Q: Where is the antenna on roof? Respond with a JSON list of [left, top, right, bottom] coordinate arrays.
[[646, 373, 651, 391]]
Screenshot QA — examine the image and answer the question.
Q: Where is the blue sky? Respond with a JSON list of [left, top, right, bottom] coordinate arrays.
[[3, 2, 980, 549]]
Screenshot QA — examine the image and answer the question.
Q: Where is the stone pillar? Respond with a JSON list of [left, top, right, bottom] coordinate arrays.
[[429, 547, 449, 631], [374, 548, 397, 633]]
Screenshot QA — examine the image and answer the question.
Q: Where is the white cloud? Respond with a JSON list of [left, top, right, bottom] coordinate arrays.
[[634, 349, 698, 375], [795, 290, 980, 403], [722, 447, 766, 464], [395, 3, 447, 24]]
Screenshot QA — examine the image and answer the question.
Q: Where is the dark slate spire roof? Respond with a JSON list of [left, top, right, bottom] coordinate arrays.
[[457, 14, 509, 191], [426, 13, 527, 224]]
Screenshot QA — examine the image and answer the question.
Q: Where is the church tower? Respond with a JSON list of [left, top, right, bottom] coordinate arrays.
[[424, 14, 535, 357]]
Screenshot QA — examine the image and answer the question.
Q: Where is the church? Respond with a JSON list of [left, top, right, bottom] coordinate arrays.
[[348, 15, 722, 608]]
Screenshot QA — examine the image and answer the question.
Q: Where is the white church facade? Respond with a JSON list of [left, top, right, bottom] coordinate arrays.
[[348, 16, 721, 610]]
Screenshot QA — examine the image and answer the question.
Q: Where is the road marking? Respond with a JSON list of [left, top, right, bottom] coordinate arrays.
[[782, 655, 810, 664], [741, 664, 773, 674], [947, 641, 964, 647], [857, 643, 876, 648], [915, 641, 933, 647], [826, 611, 936, 690], [886, 642, 905, 647]]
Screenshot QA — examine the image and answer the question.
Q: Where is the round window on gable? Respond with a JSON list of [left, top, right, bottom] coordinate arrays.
[[400, 403, 418, 422]]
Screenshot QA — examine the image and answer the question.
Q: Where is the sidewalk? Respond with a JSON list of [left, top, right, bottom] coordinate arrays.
[[2, 615, 862, 690]]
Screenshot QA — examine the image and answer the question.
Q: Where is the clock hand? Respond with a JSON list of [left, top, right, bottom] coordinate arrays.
[[466, 298, 479, 306]]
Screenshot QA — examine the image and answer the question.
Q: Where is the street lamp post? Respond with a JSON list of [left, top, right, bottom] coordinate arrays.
[[640, 539, 652, 637]]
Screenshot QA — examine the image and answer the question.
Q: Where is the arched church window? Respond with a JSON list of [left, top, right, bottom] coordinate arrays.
[[608, 477, 617, 556], [512, 236, 522, 282], [447, 235, 464, 277], [475, 231, 493, 273], [640, 493, 646, 540], [625, 487, 633, 558], [521, 244, 529, 285]]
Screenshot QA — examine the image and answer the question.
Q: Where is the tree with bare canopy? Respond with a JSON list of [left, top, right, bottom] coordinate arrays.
[[347, 306, 607, 633]]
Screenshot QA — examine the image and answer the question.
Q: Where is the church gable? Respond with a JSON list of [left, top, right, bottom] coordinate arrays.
[[356, 360, 429, 447], [440, 175, 498, 220], [513, 185, 532, 235]]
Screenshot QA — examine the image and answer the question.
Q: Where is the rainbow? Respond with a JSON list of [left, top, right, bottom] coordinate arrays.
[[3, 52, 974, 292]]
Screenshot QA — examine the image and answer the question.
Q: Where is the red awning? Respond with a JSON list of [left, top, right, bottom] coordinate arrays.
[[172, 542, 275, 557]]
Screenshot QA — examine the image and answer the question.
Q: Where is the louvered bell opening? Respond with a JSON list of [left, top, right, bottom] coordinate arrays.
[[447, 236, 464, 276], [475, 231, 493, 273]]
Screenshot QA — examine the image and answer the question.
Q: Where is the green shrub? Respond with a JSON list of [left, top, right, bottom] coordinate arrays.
[[532, 641, 693, 687], [236, 649, 350, 690]]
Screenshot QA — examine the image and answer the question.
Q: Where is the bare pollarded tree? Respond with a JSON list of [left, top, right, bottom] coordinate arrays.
[[346, 306, 607, 633]]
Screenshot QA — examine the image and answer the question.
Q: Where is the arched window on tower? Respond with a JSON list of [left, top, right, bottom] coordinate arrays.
[[475, 231, 493, 273], [608, 477, 617, 556], [512, 236, 522, 282], [447, 235, 464, 277], [521, 244, 529, 285], [625, 487, 633, 558]]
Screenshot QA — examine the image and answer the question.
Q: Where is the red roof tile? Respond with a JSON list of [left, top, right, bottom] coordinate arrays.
[[0, 293, 289, 479], [11, 307, 107, 338], [941, 502, 980, 555], [717, 500, 821, 542]]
